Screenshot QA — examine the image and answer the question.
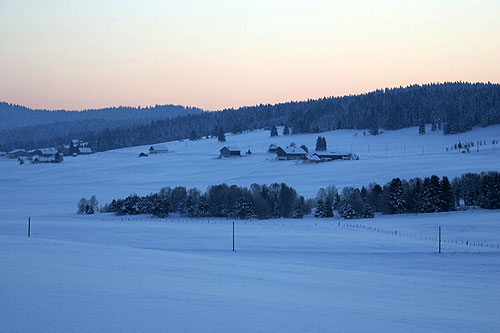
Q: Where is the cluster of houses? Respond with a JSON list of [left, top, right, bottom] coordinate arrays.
[[2, 139, 93, 164], [62, 139, 93, 156], [218, 144, 357, 162], [273, 145, 356, 162], [4, 148, 64, 164]]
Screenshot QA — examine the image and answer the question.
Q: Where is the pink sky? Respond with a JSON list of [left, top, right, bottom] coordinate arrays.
[[1, 0, 499, 111]]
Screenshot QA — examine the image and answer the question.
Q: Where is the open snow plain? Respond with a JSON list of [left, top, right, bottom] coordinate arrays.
[[1, 125, 500, 332]]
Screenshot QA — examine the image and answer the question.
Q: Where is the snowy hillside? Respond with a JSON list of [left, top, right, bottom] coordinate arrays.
[[1, 124, 499, 216], [1, 125, 500, 332]]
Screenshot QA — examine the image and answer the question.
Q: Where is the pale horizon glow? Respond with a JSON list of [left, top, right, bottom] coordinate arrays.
[[1, 0, 499, 111]]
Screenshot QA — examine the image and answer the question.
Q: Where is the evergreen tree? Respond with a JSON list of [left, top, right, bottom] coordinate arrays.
[[292, 202, 304, 218], [387, 178, 407, 214], [283, 125, 290, 135], [189, 130, 198, 141], [323, 201, 334, 218], [314, 200, 325, 218], [421, 176, 441, 212], [270, 125, 278, 137], [315, 136, 327, 151], [480, 172, 500, 209], [217, 127, 226, 142], [339, 203, 356, 219], [196, 197, 209, 217], [272, 201, 280, 218], [362, 204, 375, 218], [419, 122, 425, 135], [439, 176, 455, 211]]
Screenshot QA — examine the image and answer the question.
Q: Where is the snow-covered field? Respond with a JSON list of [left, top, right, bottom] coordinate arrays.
[[1, 125, 500, 332], [1, 212, 500, 332], [1, 124, 499, 216]]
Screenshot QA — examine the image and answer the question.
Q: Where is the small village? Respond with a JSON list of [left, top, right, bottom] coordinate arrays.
[[218, 141, 358, 163], [1, 139, 93, 164]]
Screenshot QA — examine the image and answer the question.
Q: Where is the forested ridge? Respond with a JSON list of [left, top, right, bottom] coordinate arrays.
[[1, 82, 499, 152]]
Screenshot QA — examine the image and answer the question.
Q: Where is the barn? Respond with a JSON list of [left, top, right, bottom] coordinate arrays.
[[220, 147, 241, 157], [275, 147, 307, 160], [313, 151, 354, 161]]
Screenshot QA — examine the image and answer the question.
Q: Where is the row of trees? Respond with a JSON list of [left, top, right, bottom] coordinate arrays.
[[102, 183, 312, 219], [84, 171, 499, 219], [3, 82, 499, 152], [270, 125, 291, 137], [314, 171, 500, 219]]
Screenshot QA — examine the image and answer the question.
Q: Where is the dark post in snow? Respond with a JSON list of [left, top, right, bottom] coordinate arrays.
[[438, 226, 441, 254], [232, 221, 235, 252], [28, 216, 31, 238]]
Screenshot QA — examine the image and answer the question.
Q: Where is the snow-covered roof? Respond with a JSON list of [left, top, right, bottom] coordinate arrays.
[[78, 147, 93, 153], [304, 154, 322, 161], [40, 148, 58, 155], [8, 149, 25, 154], [71, 139, 80, 144], [33, 156, 55, 162], [279, 147, 306, 155]]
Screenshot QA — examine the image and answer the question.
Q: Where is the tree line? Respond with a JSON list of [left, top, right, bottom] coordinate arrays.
[[3, 82, 499, 152], [100, 183, 312, 219], [81, 171, 499, 219], [315, 171, 500, 219]]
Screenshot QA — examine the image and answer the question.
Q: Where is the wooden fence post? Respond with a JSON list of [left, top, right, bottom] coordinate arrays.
[[28, 217, 31, 238], [438, 226, 441, 254]]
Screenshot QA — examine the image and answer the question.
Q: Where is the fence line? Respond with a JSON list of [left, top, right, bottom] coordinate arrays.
[[90, 215, 500, 251], [341, 221, 500, 250]]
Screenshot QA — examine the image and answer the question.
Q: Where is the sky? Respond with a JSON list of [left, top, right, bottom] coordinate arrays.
[[1, 0, 499, 111]]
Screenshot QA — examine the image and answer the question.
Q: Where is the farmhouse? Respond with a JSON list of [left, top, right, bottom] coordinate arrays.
[[40, 148, 58, 157], [149, 145, 169, 154], [313, 151, 354, 161], [275, 147, 307, 160], [220, 146, 241, 157], [32, 153, 63, 164]]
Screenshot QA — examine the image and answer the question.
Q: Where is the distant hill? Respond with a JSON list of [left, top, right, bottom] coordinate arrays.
[[0, 103, 203, 131], [1, 82, 499, 152]]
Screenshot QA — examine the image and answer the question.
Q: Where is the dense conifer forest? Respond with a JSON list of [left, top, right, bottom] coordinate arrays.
[[2, 82, 499, 152]]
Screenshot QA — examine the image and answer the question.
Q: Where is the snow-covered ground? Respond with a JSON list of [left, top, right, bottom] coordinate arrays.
[[1, 212, 499, 332], [1, 124, 499, 217], [1, 125, 500, 332]]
